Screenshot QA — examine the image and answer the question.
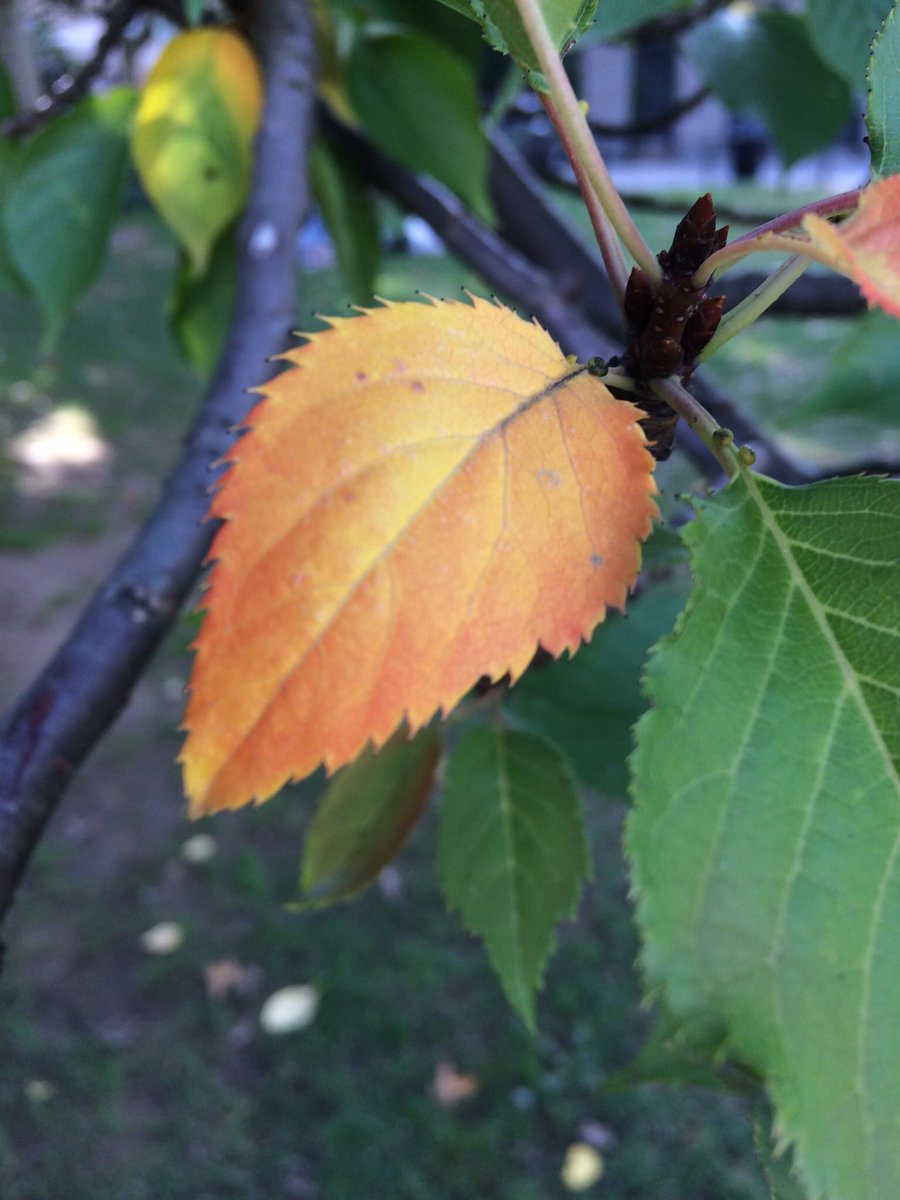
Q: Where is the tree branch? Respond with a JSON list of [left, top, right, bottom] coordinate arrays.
[[587, 87, 710, 138], [2, 0, 150, 138], [320, 109, 615, 362], [334, 116, 821, 485], [488, 127, 623, 333], [0, 0, 317, 934]]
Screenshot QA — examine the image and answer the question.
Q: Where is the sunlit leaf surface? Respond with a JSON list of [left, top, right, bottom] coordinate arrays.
[[182, 297, 656, 814]]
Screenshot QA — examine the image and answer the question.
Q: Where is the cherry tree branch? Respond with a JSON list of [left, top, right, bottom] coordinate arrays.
[[587, 87, 710, 138], [2, 0, 151, 138], [0, 0, 316, 937], [324, 115, 817, 485]]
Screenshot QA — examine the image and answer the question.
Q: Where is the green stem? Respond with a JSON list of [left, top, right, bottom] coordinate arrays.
[[698, 254, 811, 361], [691, 231, 838, 286], [602, 369, 642, 393], [512, 0, 662, 284], [650, 376, 744, 479], [541, 93, 629, 299]]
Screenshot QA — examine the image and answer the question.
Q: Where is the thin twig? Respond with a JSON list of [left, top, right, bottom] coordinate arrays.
[[512, 0, 662, 282], [726, 189, 860, 247], [487, 127, 623, 332], [0, 0, 317, 934], [319, 109, 613, 363], [2, 0, 148, 138], [540, 92, 629, 299], [326, 114, 822, 485], [588, 87, 710, 138]]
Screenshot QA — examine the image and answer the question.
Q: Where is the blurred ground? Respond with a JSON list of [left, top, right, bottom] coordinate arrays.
[[1, 200, 891, 1199]]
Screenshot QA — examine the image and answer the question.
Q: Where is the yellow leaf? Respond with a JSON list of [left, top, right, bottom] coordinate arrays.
[[181, 297, 658, 814], [132, 28, 263, 274], [802, 175, 900, 317]]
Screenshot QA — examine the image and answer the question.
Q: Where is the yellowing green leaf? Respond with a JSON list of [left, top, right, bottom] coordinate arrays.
[[181, 297, 657, 815], [133, 28, 263, 275]]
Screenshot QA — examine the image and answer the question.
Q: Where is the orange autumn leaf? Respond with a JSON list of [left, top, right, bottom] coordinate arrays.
[[181, 297, 658, 815], [802, 174, 900, 317]]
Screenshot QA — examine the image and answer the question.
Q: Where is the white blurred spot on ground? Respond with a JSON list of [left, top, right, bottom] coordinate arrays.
[[9, 406, 112, 497], [561, 1142, 604, 1191], [259, 985, 320, 1035], [140, 921, 185, 955]]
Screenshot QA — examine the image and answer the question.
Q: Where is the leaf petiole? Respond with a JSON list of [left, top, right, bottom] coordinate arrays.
[[691, 231, 843, 287], [540, 93, 629, 299], [697, 254, 811, 361], [691, 190, 859, 287], [511, 0, 662, 289], [650, 376, 747, 479], [726, 189, 859, 247]]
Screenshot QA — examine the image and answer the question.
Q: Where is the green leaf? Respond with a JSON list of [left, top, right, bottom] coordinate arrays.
[[168, 227, 237, 377], [754, 1120, 810, 1200], [348, 30, 493, 223], [132, 29, 262, 275], [2, 87, 137, 342], [606, 1007, 733, 1093], [686, 11, 853, 166], [0, 77, 25, 293], [183, 0, 207, 23], [628, 473, 900, 1200], [438, 726, 590, 1028], [590, 0, 691, 41], [300, 727, 441, 907], [432, 0, 598, 85], [310, 137, 380, 305], [504, 576, 689, 798], [867, 3, 900, 178], [331, 0, 484, 62], [808, 0, 893, 90]]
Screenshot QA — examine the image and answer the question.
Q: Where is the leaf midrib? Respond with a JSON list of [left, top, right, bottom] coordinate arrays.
[[745, 472, 898, 789], [205, 369, 607, 795]]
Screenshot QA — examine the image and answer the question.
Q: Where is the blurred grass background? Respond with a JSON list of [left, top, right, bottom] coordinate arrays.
[[0, 192, 892, 1199]]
